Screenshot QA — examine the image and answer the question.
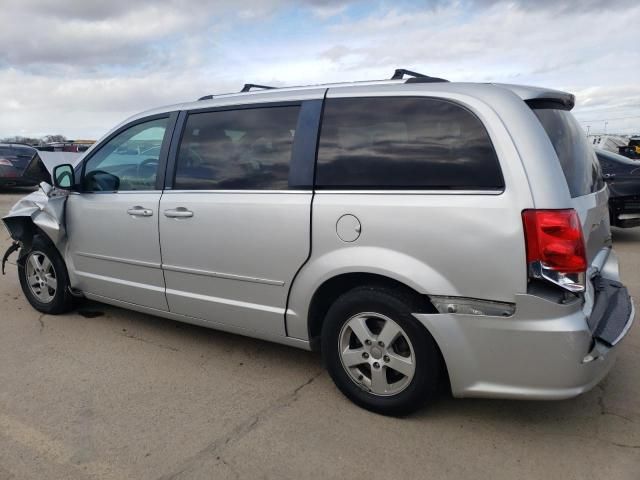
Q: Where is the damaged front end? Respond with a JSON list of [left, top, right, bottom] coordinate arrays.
[[2, 157, 70, 273], [1, 241, 19, 274]]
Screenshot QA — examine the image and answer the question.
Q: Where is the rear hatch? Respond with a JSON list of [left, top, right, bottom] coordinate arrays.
[[530, 106, 609, 265], [0, 146, 37, 176], [529, 105, 635, 345]]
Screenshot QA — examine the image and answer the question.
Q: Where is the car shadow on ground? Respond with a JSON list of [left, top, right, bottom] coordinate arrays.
[[74, 298, 319, 366], [71, 298, 636, 436]]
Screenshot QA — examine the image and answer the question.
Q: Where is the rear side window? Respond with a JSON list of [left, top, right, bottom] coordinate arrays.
[[174, 106, 300, 190], [316, 97, 503, 190], [533, 108, 604, 198]]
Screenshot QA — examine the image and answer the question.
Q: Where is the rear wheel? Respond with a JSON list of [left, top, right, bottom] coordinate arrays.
[[321, 286, 442, 415], [18, 235, 75, 314]]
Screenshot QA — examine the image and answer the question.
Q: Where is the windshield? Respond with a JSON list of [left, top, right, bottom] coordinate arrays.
[[533, 108, 604, 198]]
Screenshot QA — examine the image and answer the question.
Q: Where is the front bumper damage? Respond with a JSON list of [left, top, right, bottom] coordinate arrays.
[[1, 184, 68, 273], [1, 241, 19, 274]]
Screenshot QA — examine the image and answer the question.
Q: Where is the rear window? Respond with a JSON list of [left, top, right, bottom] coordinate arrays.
[[533, 108, 604, 197], [316, 97, 504, 190], [0, 146, 35, 158]]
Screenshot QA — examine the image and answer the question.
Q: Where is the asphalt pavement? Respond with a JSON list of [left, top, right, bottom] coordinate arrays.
[[0, 188, 638, 480]]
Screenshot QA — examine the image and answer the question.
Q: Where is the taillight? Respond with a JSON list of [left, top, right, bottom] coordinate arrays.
[[0, 158, 13, 166], [522, 209, 587, 292]]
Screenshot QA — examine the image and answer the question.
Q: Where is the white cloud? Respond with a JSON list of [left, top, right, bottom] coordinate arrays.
[[1, 0, 639, 138]]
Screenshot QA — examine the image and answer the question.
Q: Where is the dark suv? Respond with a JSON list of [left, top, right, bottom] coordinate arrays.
[[596, 148, 640, 228]]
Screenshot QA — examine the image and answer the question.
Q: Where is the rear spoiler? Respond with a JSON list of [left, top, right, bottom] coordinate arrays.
[[496, 83, 575, 111], [525, 97, 575, 111]]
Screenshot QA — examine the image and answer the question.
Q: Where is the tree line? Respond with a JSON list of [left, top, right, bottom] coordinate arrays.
[[1, 134, 68, 146]]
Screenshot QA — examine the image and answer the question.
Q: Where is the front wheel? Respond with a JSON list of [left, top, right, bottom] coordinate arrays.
[[18, 235, 75, 314], [321, 286, 442, 416]]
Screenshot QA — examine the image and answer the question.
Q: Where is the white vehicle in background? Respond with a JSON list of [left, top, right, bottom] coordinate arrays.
[[588, 134, 628, 153]]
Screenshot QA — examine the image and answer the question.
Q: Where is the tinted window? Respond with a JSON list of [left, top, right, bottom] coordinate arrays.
[[316, 97, 503, 190], [0, 146, 36, 169], [174, 106, 300, 190], [0, 146, 35, 158], [83, 117, 169, 191], [533, 108, 604, 198]]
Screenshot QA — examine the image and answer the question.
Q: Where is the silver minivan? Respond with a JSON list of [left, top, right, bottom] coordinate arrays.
[[2, 70, 635, 414]]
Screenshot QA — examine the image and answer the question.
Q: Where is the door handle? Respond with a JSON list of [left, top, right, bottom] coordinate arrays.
[[164, 207, 194, 218], [127, 206, 153, 217], [604, 173, 616, 179]]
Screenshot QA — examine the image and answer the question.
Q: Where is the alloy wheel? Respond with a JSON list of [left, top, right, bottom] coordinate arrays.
[[338, 312, 416, 396], [25, 250, 58, 303]]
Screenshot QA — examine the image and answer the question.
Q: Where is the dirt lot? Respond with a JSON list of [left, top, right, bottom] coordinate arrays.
[[0, 188, 638, 480]]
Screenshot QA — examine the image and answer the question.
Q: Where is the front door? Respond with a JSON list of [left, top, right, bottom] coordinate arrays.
[[66, 116, 173, 310], [159, 102, 318, 336]]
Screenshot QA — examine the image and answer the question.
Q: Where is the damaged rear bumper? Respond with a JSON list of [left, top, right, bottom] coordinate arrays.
[[588, 276, 634, 347], [413, 247, 635, 400]]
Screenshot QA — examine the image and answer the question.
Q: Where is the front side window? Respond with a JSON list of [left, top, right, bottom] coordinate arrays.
[[83, 117, 169, 192], [174, 105, 300, 190], [316, 97, 503, 190]]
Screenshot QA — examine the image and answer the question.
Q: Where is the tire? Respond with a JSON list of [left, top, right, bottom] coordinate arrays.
[[321, 286, 442, 416], [18, 235, 75, 314]]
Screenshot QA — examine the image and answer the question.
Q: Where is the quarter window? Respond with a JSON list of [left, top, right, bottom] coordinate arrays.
[[174, 106, 300, 190], [83, 117, 169, 192], [533, 108, 604, 198], [316, 97, 503, 190]]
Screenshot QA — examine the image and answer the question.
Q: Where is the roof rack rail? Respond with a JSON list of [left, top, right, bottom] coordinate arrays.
[[240, 83, 276, 92], [391, 68, 449, 83], [197, 83, 277, 101]]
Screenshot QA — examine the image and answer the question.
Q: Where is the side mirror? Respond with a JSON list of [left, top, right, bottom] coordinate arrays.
[[53, 164, 75, 189]]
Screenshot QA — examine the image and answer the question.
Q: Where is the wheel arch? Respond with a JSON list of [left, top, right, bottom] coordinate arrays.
[[3, 215, 59, 251], [2, 216, 71, 283], [285, 246, 457, 342], [304, 272, 437, 351], [304, 272, 452, 397]]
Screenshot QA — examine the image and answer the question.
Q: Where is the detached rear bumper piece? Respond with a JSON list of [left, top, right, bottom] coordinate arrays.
[[589, 276, 633, 346]]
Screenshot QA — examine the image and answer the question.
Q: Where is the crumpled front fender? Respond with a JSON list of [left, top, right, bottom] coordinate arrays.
[[2, 183, 68, 247]]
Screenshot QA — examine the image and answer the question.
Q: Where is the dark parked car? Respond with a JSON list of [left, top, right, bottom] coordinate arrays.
[[596, 148, 640, 228], [0, 144, 39, 187], [617, 145, 640, 160]]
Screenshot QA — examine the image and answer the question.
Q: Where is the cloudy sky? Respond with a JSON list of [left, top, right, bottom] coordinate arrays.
[[1, 0, 639, 140]]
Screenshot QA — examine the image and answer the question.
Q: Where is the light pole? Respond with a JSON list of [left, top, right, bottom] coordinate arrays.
[[586, 125, 591, 136], [605, 121, 608, 135]]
